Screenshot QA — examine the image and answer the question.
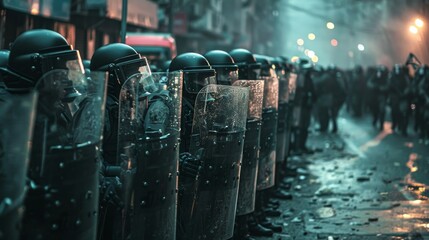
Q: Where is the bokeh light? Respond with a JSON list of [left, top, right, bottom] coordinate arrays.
[[409, 25, 418, 34], [311, 55, 319, 63], [415, 18, 424, 28]]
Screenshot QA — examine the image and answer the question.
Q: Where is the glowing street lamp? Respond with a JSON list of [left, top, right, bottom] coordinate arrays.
[[311, 55, 319, 63], [291, 56, 299, 62], [357, 44, 365, 51], [326, 22, 335, 30], [308, 33, 316, 40], [409, 25, 419, 34], [297, 38, 304, 46], [415, 18, 424, 28]]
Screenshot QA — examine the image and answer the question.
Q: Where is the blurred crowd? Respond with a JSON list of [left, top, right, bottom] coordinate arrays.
[[307, 60, 429, 143]]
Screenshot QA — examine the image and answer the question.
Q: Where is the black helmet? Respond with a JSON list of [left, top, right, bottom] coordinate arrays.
[[204, 50, 238, 85], [416, 64, 429, 77], [169, 52, 215, 96], [254, 54, 275, 77], [90, 43, 149, 97], [229, 48, 261, 80], [0, 29, 84, 91]]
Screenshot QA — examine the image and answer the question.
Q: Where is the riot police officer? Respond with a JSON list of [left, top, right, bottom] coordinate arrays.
[[388, 64, 412, 135], [91, 43, 179, 240], [0, 29, 106, 240], [413, 65, 429, 136], [316, 65, 346, 133], [0, 48, 36, 240], [229, 48, 268, 240], [367, 65, 389, 130], [229, 48, 273, 239], [171, 52, 249, 240], [290, 58, 316, 155], [350, 65, 366, 117], [205, 50, 266, 240], [252, 54, 282, 235], [418, 66, 429, 143]]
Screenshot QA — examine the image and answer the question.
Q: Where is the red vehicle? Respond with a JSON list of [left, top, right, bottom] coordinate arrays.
[[125, 32, 177, 70]]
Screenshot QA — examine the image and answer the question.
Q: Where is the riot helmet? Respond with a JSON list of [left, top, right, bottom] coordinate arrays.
[[229, 48, 261, 80], [417, 64, 429, 77], [254, 54, 276, 77], [376, 65, 388, 78], [272, 57, 286, 76], [204, 50, 238, 85], [169, 52, 215, 98], [90, 43, 150, 97], [393, 64, 403, 75], [0, 29, 84, 92]]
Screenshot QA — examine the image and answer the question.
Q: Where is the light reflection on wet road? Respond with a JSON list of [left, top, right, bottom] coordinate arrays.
[[255, 114, 429, 239]]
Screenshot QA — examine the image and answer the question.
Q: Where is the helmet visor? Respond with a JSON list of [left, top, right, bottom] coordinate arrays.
[[40, 50, 84, 76], [39, 50, 85, 102], [216, 68, 238, 85], [184, 69, 216, 94], [115, 57, 151, 85]]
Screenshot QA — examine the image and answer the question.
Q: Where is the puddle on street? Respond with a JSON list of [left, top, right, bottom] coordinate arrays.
[[404, 153, 429, 200]]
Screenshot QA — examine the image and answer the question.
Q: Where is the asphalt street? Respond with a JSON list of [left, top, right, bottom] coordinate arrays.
[[254, 111, 429, 240]]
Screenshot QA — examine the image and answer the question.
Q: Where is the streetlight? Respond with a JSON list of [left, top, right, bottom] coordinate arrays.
[[311, 55, 319, 63], [357, 44, 365, 51], [291, 56, 299, 62], [308, 33, 316, 40], [409, 25, 419, 34], [297, 38, 304, 46], [327, 22, 335, 30], [415, 18, 424, 28]]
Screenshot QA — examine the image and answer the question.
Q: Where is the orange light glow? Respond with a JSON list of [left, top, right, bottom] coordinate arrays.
[[410, 25, 419, 34], [415, 18, 424, 28]]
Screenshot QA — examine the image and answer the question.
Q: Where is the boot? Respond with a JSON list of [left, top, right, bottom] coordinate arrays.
[[248, 214, 273, 237], [259, 219, 283, 233]]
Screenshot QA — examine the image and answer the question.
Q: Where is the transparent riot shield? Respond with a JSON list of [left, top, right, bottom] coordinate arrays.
[[0, 93, 37, 240], [288, 72, 297, 102], [178, 84, 249, 240], [117, 71, 182, 240], [276, 74, 289, 165], [21, 69, 107, 240], [284, 72, 298, 157], [232, 80, 264, 216], [257, 75, 279, 190]]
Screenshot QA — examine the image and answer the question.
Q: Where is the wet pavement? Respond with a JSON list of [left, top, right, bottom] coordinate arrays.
[[254, 112, 429, 240]]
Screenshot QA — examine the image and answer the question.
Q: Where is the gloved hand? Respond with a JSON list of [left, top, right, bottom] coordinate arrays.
[[179, 152, 201, 179], [99, 175, 123, 210]]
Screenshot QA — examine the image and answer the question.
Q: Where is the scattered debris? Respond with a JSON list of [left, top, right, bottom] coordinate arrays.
[[356, 176, 370, 182], [316, 207, 336, 218]]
